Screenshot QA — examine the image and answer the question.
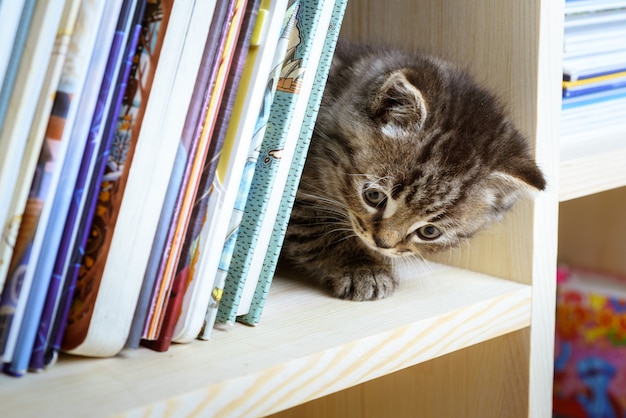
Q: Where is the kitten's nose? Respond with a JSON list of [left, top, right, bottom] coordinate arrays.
[[373, 230, 403, 249], [374, 237, 393, 249], [374, 236, 394, 249]]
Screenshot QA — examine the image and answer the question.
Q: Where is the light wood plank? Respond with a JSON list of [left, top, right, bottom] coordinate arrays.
[[560, 128, 626, 201], [559, 186, 626, 276], [270, 329, 530, 418], [1, 263, 530, 418]]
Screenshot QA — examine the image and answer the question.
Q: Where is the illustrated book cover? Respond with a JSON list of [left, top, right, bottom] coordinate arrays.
[[239, 0, 348, 326], [215, 0, 334, 326]]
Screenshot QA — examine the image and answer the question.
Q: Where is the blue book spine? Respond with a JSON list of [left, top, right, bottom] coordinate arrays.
[[562, 86, 626, 110], [0, 0, 36, 131], [239, 0, 348, 326], [5, 0, 132, 377], [217, 0, 329, 325], [47, 11, 145, 357], [28, 0, 143, 372]]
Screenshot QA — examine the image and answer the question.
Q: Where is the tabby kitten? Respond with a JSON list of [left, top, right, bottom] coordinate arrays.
[[282, 41, 546, 301]]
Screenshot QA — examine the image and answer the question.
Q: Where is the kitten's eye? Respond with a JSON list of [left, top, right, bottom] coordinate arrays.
[[362, 187, 387, 207], [416, 224, 441, 241]]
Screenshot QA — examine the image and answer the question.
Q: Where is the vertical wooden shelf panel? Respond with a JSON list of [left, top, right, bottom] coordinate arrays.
[[559, 187, 626, 277]]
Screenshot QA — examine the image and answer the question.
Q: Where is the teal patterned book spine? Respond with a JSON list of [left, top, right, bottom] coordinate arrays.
[[199, 0, 299, 339], [216, 0, 331, 325], [239, 0, 348, 326]]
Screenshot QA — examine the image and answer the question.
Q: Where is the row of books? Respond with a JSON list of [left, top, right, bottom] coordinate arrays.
[[561, 0, 626, 145], [0, 0, 348, 377]]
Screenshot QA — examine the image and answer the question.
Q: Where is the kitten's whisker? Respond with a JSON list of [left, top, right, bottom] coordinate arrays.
[[300, 222, 352, 229], [297, 191, 350, 212], [329, 233, 358, 245], [327, 227, 356, 235]]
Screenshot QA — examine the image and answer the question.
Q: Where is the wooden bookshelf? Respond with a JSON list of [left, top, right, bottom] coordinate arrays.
[[2, 263, 530, 418], [2, 0, 564, 417]]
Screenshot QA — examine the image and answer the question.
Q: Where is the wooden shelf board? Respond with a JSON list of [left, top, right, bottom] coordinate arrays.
[[560, 128, 626, 201], [1, 262, 531, 418]]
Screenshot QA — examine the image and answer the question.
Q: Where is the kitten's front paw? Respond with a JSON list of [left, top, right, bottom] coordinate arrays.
[[324, 266, 398, 301]]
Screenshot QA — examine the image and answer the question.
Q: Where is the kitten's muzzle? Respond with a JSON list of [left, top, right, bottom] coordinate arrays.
[[374, 236, 394, 249], [372, 229, 405, 250]]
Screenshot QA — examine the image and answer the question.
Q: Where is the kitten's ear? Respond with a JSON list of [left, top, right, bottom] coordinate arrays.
[[484, 158, 546, 212], [370, 70, 427, 134], [497, 157, 546, 192]]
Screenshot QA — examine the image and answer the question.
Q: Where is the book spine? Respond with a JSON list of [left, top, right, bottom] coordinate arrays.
[[0, 0, 107, 365], [216, 0, 331, 325], [240, 0, 348, 326], [140, 0, 233, 342], [60, 0, 168, 352], [563, 77, 626, 97], [199, 0, 300, 338], [171, 0, 261, 343], [0, 0, 36, 130], [0, 0, 28, 87]]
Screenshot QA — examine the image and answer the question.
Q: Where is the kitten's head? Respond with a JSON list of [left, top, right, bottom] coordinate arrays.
[[315, 44, 546, 258]]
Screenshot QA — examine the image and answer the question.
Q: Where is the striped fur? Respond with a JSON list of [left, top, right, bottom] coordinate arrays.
[[282, 41, 545, 301]]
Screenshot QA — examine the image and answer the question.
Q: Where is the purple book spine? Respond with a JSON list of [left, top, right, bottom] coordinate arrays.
[[28, 2, 140, 371], [41, 19, 143, 363]]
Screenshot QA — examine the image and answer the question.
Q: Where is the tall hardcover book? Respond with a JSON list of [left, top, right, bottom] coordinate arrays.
[[0, 0, 65, 291], [126, 0, 224, 348], [140, 0, 231, 343], [60, 0, 170, 354], [63, 0, 214, 357], [167, 0, 290, 342], [4, 0, 127, 377], [198, 0, 300, 339], [240, 0, 348, 326], [30, 0, 145, 371], [0, 0, 107, 364], [0, 0, 36, 132], [216, 0, 334, 326]]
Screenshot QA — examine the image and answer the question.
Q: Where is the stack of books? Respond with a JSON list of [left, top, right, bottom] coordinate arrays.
[[561, 0, 626, 145], [0, 0, 347, 377]]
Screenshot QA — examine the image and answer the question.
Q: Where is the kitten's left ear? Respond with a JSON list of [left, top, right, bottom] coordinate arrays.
[[498, 157, 546, 192], [370, 70, 427, 134], [486, 157, 546, 207], [482, 160, 545, 216]]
